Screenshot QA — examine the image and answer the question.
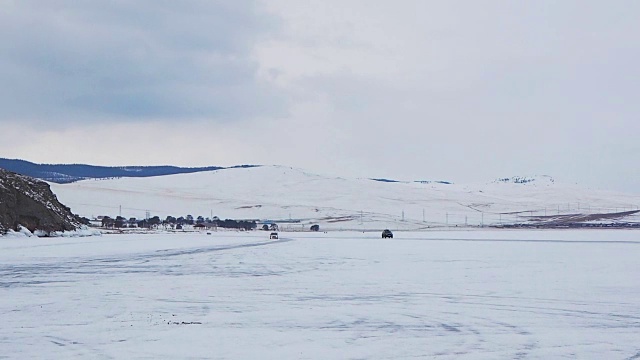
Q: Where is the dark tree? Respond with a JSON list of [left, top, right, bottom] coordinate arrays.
[[216, 219, 257, 231], [115, 216, 126, 228], [101, 216, 114, 228], [137, 219, 149, 228]]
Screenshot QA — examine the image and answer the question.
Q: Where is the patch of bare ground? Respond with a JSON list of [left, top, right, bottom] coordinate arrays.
[[509, 210, 640, 228], [235, 205, 262, 209]]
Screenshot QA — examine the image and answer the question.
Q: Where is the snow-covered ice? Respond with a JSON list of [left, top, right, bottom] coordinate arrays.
[[1, 229, 639, 359]]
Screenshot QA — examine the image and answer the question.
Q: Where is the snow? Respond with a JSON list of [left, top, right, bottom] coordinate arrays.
[[1, 229, 639, 359], [48, 165, 640, 229], [2, 226, 101, 238]]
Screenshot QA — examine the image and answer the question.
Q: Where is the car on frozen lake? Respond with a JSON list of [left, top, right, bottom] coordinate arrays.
[[382, 229, 393, 238], [270, 232, 279, 239]]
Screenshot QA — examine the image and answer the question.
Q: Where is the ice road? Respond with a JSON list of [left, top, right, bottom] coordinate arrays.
[[1, 230, 639, 359]]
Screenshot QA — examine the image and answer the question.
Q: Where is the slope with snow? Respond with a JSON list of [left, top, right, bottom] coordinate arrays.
[[49, 166, 640, 230]]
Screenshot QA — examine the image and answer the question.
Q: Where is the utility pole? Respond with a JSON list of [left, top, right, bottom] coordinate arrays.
[[446, 213, 449, 227], [422, 209, 425, 223], [119, 205, 121, 217], [402, 210, 405, 222]]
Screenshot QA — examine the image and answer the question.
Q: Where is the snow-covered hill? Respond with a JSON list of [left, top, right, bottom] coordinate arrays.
[[49, 166, 640, 230]]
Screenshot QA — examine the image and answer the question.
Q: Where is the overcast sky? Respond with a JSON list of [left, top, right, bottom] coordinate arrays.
[[1, 1, 638, 192]]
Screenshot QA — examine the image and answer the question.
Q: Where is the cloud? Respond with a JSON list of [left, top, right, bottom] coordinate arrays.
[[251, 0, 640, 191], [1, 0, 639, 193], [0, 0, 286, 126]]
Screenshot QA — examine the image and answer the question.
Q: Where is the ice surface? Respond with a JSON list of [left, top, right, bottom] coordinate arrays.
[[1, 229, 639, 359]]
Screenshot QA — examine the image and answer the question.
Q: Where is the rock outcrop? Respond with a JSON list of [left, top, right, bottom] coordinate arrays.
[[0, 168, 80, 235]]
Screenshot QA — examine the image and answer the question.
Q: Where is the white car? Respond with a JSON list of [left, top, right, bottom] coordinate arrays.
[[270, 232, 278, 239]]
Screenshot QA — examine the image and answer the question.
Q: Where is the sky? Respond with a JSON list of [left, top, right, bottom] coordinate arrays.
[[1, 0, 639, 193]]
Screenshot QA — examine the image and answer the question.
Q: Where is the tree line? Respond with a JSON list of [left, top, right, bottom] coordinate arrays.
[[99, 214, 257, 230]]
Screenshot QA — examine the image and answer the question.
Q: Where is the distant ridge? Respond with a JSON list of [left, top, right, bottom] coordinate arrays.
[[0, 158, 259, 184], [370, 178, 452, 185], [494, 175, 555, 185]]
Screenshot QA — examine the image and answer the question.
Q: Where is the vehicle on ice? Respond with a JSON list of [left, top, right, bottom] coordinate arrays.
[[382, 229, 393, 238], [270, 232, 279, 239]]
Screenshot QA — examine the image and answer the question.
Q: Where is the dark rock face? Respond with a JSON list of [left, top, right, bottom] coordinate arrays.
[[0, 168, 80, 234]]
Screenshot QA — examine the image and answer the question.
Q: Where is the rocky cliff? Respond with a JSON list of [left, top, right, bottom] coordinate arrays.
[[0, 168, 80, 235]]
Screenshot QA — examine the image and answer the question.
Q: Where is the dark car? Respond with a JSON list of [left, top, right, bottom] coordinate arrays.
[[382, 229, 393, 238]]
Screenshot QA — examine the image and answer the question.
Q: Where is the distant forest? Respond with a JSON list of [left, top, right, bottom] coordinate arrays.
[[98, 215, 258, 231], [0, 158, 259, 183]]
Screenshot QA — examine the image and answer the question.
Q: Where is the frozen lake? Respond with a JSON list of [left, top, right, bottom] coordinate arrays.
[[1, 229, 639, 359]]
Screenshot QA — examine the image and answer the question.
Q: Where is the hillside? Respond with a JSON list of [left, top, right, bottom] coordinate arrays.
[[0, 158, 258, 183], [0, 168, 81, 234], [49, 165, 640, 230]]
